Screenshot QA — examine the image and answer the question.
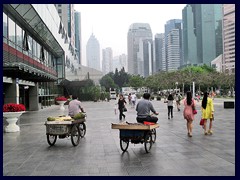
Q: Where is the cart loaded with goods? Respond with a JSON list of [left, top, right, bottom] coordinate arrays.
[[111, 121, 159, 153], [45, 112, 86, 146]]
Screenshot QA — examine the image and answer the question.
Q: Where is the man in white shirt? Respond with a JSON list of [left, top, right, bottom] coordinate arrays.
[[68, 95, 85, 117], [131, 93, 137, 107]]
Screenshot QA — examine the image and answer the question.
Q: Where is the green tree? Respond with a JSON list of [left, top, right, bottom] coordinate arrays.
[[99, 75, 116, 92], [129, 75, 144, 90]]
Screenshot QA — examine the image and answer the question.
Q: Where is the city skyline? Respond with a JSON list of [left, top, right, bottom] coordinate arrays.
[[74, 4, 186, 66]]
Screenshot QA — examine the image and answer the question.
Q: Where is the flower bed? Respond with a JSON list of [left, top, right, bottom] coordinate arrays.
[[3, 103, 26, 112], [55, 96, 67, 101]]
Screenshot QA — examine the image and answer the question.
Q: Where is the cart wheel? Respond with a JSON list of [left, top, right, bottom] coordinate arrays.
[[79, 122, 86, 137], [47, 135, 57, 146], [144, 131, 153, 153], [151, 129, 156, 143], [71, 124, 80, 146], [120, 138, 129, 152]]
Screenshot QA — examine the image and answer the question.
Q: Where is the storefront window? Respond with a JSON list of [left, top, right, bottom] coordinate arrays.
[[8, 17, 16, 48]]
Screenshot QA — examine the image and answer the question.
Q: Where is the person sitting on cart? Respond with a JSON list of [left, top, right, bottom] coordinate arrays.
[[68, 95, 85, 117], [136, 93, 159, 123]]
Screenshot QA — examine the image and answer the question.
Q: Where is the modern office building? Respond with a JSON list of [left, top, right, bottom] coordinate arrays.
[[164, 19, 182, 71], [154, 33, 164, 73], [102, 47, 113, 75], [127, 23, 153, 76], [86, 33, 101, 71], [55, 4, 75, 48], [182, 5, 197, 65], [74, 10, 82, 65], [3, 4, 79, 110], [167, 29, 180, 71], [222, 4, 235, 74], [182, 4, 223, 66]]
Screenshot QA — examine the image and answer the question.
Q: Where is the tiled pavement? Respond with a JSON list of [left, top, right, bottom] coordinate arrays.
[[3, 98, 235, 176]]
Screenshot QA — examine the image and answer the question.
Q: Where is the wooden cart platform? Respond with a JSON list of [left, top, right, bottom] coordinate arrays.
[[111, 121, 159, 130]]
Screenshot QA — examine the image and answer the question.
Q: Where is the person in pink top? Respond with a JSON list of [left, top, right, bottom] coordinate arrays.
[[183, 91, 196, 137], [68, 95, 85, 117]]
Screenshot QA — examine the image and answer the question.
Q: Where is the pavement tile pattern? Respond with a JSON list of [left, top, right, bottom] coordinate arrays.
[[3, 98, 235, 176]]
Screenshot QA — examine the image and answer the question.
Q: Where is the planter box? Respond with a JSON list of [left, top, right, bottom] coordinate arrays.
[[224, 101, 234, 109]]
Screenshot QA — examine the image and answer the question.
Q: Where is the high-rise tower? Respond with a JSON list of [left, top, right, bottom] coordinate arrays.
[[86, 34, 100, 71], [127, 23, 153, 77]]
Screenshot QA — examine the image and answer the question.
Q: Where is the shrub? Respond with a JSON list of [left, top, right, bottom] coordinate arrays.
[[3, 103, 26, 112]]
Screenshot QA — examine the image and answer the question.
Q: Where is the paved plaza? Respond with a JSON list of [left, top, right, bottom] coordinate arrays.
[[3, 98, 235, 176]]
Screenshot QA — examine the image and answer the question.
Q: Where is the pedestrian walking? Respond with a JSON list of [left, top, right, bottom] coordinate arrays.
[[131, 93, 137, 108], [176, 93, 181, 111], [128, 93, 132, 105], [201, 92, 215, 135], [183, 91, 196, 137], [118, 94, 127, 121], [167, 94, 174, 119]]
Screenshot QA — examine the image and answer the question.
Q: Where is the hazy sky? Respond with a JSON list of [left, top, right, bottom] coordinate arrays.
[[74, 4, 186, 66]]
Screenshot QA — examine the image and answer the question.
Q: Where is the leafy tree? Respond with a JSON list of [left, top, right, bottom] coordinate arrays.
[[99, 75, 116, 92], [129, 75, 144, 90]]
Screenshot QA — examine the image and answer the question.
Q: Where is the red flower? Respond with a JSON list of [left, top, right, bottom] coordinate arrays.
[[55, 96, 67, 101], [3, 103, 26, 112]]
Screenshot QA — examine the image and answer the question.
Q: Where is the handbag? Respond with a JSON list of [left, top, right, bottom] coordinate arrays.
[[200, 119, 204, 126], [123, 106, 127, 112], [192, 105, 197, 114]]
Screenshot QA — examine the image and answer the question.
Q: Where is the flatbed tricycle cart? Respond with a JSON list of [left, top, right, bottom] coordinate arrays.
[[112, 122, 159, 153], [45, 117, 86, 146]]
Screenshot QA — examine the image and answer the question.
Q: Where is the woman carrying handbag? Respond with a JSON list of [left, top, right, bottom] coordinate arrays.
[[183, 91, 196, 137]]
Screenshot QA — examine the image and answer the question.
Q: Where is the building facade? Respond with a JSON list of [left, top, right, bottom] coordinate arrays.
[[154, 33, 164, 73], [182, 5, 197, 65], [3, 4, 79, 110], [164, 19, 182, 71], [222, 4, 235, 74], [102, 47, 113, 75], [182, 4, 223, 66], [167, 29, 180, 71], [74, 10, 82, 65], [127, 23, 153, 76], [86, 34, 101, 71]]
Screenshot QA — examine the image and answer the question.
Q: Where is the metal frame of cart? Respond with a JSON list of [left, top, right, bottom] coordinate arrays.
[[112, 122, 159, 153], [45, 118, 86, 146]]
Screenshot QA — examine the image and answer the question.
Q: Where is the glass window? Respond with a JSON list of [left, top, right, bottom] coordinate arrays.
[[16, 23, 23, 51], [28, 35, 33, 55], [58, 9, 62, 14], [8, 17, 16, 48], [32, 39, 36, 58], [36, 42, 40, 62], [3, 12, 8, 42]]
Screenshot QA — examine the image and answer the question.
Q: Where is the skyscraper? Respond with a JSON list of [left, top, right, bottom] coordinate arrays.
[[154, 33, 164, 73], [182, 5, 197, 65], [86, 34, 100, 71], [182, 4, 223, 66], [164, 19, 182, 71], [55, 4, 75, 48], [127, 23, 153, 77], [167, 29, 180, 71], [222, 4, 235, 74], [74, 10, 82, 64], [102, 47, 113, 74]]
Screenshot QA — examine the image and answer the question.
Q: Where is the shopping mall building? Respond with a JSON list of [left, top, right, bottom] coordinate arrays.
[[3, 4, 102, 111]]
